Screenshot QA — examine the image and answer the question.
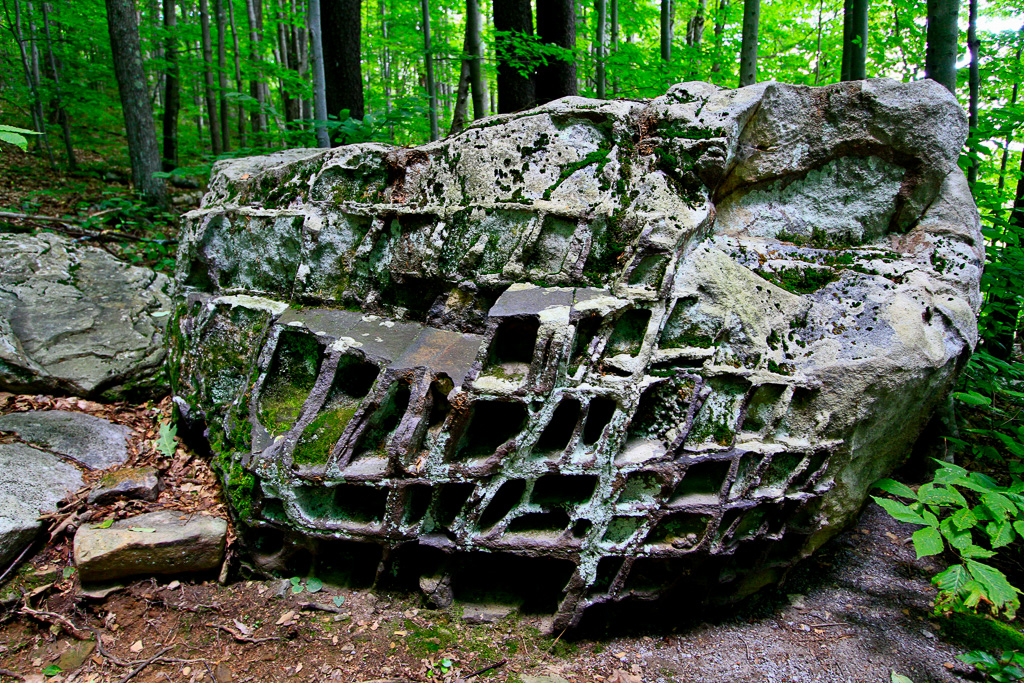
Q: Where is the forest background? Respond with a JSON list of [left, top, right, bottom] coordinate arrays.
[[4, 0, 1024, 664]]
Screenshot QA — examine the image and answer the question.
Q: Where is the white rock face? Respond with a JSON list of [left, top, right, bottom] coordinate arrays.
[[168, 79, 982, 628]]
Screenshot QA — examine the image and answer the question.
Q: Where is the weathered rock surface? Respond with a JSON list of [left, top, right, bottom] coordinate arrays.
[[0, 443, 84, 568], [73, 510, 227, 583], [0, 232, 172, 400], [0, 410, 130, 470], [168, 79, 982, 628], [87, 466, 161, 504]]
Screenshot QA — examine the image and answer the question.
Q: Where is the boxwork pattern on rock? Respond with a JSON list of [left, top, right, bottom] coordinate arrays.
[[169, 79, 983, 629]]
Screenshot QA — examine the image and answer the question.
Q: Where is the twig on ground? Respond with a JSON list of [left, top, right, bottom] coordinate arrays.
[[0, 542, 35, 586], [206, 623, 283, 643], [19, 606, 91, 639], [89, 627, 130, 666], [465, 659, 506, 679], [294, 600, 346, 614], [0, 668, 25, 681], [115, 646, 175, 683]]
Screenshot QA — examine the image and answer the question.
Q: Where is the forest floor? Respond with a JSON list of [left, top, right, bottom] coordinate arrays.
[[0, 394, 980, 683]]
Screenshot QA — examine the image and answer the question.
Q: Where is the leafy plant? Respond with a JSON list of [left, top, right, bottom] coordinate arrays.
[[0, 124, 41, 151], [960, 650, 1024, 683], [156, 422, 178, 459], [873, 464, 1024, 618]]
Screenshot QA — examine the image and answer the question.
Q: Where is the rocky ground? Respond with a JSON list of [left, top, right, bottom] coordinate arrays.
[[0, 394, 989, 683]]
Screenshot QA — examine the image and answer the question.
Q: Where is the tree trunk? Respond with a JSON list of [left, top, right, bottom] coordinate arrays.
[[997, 27, 1023, 193], [199, 0, 221, 154], [493, 0, 534, 113], [739, 0, 758, 86], [925, 0, 959, 94], [244, 0, 267, 135], [660, 0, 672, 61], [595, 0, 606, 98], [308, 0, 330, 147], [842, 0, 868, 80], [450, 49, 471, 135], [686, 0, 706, 46], [813, 0, 824, 84], [421, 0, 439, 140], [105, 0, 167, 204], [227, 0, 246, 145], [709, 0, 728, 75], [215, 0, 230, 149], [40, 1, 76, 169], [284, 0, 302, 124], [12, 0, 55, 166], [966, 0, 979, 185], [988, 153, 1024, 361], [322, 0, 364, 124], [535, 0, 576, 104], [162, 0, 180, 169], [610, 0, 618, 95], [467, 0, 485, 119]]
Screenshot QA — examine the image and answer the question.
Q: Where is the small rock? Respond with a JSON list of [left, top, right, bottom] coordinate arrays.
[[57, 640, 96, 672], [87, 466, 161, 504], [0, 411, 130, 469], [0, 442, 84, 568], [418, 574, 454, 609], [460, 603, 515, 625], [522, 677, 571, 683], [77, 581, 126, 600], [73, 510, 227, 583]]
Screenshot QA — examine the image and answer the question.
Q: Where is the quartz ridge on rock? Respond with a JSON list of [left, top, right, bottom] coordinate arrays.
[[168, 79, 983, 629], [0, 232, 172, 400]]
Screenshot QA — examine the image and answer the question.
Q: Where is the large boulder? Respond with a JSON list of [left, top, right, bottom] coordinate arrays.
[[0, 232, 172, 400], [168, 79, 982, 628], [0, 410, 130, 470]]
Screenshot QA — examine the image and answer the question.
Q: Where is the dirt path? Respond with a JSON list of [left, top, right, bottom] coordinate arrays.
[[0, 398, 976, 683]]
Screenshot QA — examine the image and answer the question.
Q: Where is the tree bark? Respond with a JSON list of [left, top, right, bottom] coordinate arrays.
[[467, 0, 485, 119], [966, 0, 979, 185], [244, 0, 267, 135], [595, 0, 606, 98], [104, 0, 167, 204], [535, 0, 576, 104], [739, 0, 758, 86], [40, 1, 76, 169], [660, 0, 672, 61], [322, 0, 364, 123], [840, 0, 852, 80], [162, 0, 180, 169], [421, 0, 439, 140], [686, 0, 706, 46], [610, 0, 618, 95], [227, 0, 245, 145], [709, 0, 728, 75], [10, 0, 55, 165], [308, 0, 329, 147], [215, 0, 230, 149], [493, 0, 534, 113], [199, 0, 222, 153], [925, 0, 959, 94], [842, 0, 868, 80]]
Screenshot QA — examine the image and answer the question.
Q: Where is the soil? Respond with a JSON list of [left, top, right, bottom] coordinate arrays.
[[0, 394, 986, 683]]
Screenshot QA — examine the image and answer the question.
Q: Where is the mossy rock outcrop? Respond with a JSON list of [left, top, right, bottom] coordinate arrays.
[[168, 79, 982, 629]]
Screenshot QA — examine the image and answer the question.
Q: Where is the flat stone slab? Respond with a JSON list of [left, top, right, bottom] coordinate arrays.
[[0, 442, 84, 568], [0, 410, 130, 470], [461, 603, 516, 624], [0, 231, 172, 400], [88, 466, 161, 504], [73, 510, 227, 583]]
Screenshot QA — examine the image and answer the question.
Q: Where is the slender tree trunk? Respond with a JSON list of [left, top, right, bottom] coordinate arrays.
[[40, 1, 75, 169], [244, 0, 266, 136], [421, 0, 439, 140], [997, 28, 1023, 193], [467, 0, 484, 119], [450, 47, 471, 134], [493, 0, 534, 113], [989, 153, 1024, 360], [308, 0, 329, 147], [162, 0, 179, 170], [686, 0, 706, 46], [610, 0, 618, 95], [966, 0, 979, 185], [216, 0, 230, 149], [660, 0, 672, 61], [199, 0, 222, 153], [535, 0, 577, 104], [322, 0, 364, 124], [284, 0, 301, 124], [842, 0, 868, 80], [11, 0, 55, 166], [227, 0, 245, 145], [105, 0, 167, 204], [739, 0, 758, 86], [709, 0, 728, 76], [813, 0, 824, 84], [148, 0, 164, 106], [595, 0, 606, 98], [925, 0, 960, 93]]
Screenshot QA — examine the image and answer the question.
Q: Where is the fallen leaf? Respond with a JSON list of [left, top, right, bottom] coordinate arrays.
[[129, 641, 143, 653], [276, 610, 296, 626], [395, 631, 408, 636], [232, 619, 252, 636], [607, 669, 642, 683], [167, 580, 180, 590], [614, 653, 628, 659], [295, 663, 303, 673]]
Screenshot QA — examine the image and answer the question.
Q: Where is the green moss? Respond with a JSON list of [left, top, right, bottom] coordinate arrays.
[[259, 383, 310, 435], [943, 612, 1024, 652], [542, 147, 612, 201], [402, 618, 460, 656], [293, 402, 360, 465], [758, 266, 840, 294]]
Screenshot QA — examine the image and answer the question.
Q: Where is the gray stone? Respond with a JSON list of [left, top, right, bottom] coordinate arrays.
[[418, 574, 454, 609], [461, 603, 515, 624], [88, 466, 161, 504], [0, 411, 130, 470], [167, 79, 982, 629], [521, 677, 570, 683], [73, 510, 227, 583], [0, 232, 172, 400], [0, 443, 84, 568]]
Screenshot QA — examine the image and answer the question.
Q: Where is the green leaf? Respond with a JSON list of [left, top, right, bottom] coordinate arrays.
[[332, 595, 345, 607], [156, 422, 177, 458], [872, 497, 928, 525], [0, 131, 29, 151], [983, 492, 1017, 520], [959, 650, 998, 668], [306, 577, 323, 593], [95, 518, 114, 529], [934, 563, 971, 597], [290, 576, 302, 586], [960, 545, 997, 559], [62, 567, 76, 579], [890, 673, 914, 683], [966, 560, 1021, 617], [874, 479, 917, 500], [953, 390, 990, 406], [988, 520, 1016, 549], [920, 485, 967, 507], [951, 507, 978, 531], [42, 665, 62, 676], [911, 526, 944, 558], [291, 583, 304, 594]]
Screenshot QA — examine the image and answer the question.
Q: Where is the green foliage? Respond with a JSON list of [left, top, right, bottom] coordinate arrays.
[[873, 465, 1024, 618], [959, 650, 1024, 683], [0, 125, 42, 152], [156, 421, 178, 458]]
